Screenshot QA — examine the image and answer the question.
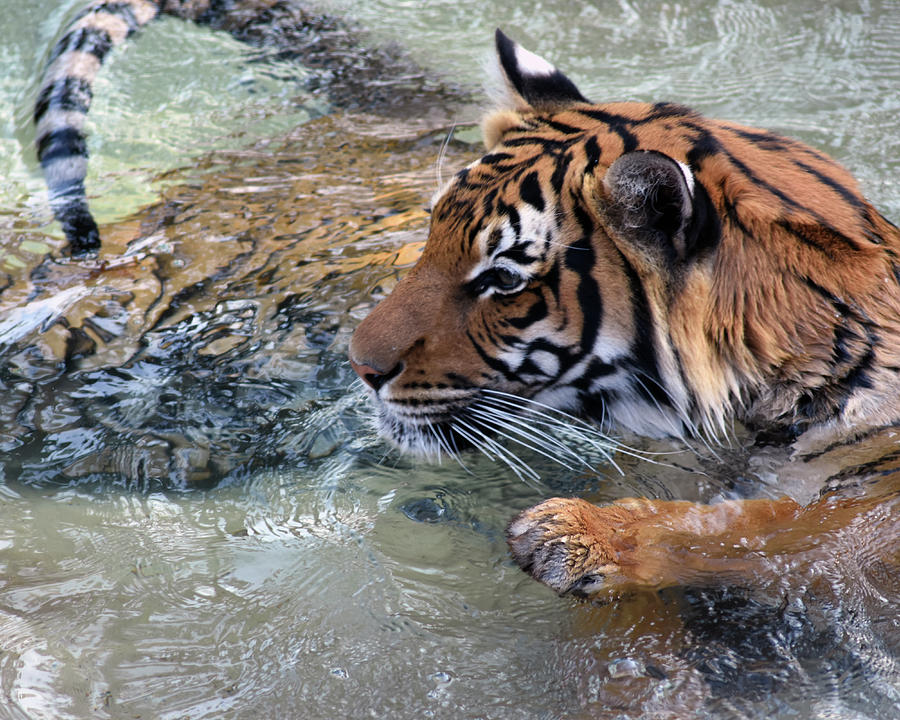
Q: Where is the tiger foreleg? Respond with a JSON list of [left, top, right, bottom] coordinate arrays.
[[505, 493, 887, 600]]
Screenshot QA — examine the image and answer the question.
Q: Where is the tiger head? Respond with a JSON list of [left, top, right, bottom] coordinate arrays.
[[349, 30, 900, 457]]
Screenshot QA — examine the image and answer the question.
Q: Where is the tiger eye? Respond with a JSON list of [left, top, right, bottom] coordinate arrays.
[[492, 267, 522, 291]]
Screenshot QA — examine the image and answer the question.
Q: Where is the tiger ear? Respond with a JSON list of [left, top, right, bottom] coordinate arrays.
[[490, 29, 589, 113], [601, 150, 716, 266]]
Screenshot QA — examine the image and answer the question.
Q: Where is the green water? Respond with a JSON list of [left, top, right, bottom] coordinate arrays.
[[1, 1, 899, 718]]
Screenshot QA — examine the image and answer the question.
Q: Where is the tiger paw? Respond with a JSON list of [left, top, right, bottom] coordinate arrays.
[[506, 497, 643, 597]]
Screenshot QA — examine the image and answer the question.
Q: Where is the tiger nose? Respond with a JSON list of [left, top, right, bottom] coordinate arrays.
[[349, 358, 399, 392]]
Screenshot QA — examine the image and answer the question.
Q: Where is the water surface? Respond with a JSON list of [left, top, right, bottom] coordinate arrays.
[[1, 1, 899, 718]]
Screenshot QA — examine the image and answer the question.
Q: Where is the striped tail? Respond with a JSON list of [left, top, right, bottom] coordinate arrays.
[[34, 0, 162, 255]]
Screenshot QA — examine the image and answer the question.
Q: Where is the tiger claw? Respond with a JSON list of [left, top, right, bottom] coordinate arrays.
[[506, 497, 624, 596]]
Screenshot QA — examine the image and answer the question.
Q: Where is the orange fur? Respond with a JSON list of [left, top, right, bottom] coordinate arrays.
[[508, 484, 897, 600], [350, 34, 900, 602]]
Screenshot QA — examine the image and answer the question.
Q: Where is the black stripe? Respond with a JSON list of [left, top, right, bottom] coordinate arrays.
[[801, 275, 873, 325], [800, 276, 877, 398], [496, 242, 536, 266], [567, 200, 601, 353], [583, 358, 617, 383], [726, 124, 836, 167], [790, 157, 880, 243], [73, 2, 144, 35], [578, 109, 638, 153], [645, 102, 697, 122], [543, 118, 586, 135], [496, 331, 527, 349], [464, 218, 480, 252], [832, 319, 858, 365], [720, 187, 754, 237], [444, 372, 475, 389], [685, 121, 863, 252], [520, 171, 544, 211], [685, 126, 722, 167], [466, 329, 517, 381], [726, 126, 789, 152], [47, 25, 114, 66], [579, 388, 612, 422], [549, 151, 571, 195], [583, 136, 601, 175], [518, 338, 569, 377], [37, 127, 88, 164], [34, 77, 93, 122], [542, 257, 561, 302], [481, 188, 498, 216], [502, 135, 574, 151], [480, 152, 514, 165], [498, 201, 521, 238], [777, 220, 831, 258], [777, 220, 855, 261], [614, 244, 671, 410]]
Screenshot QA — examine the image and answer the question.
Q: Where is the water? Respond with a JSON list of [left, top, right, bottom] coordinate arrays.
[[1, 0, 899, 718]]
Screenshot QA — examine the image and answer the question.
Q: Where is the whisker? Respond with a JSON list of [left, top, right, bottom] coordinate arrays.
[[469, 402, 592, 461], [630, 371, 692, 436], [435, 122, 458, 189], [452, 420, 530, 483], [477, 395, 616, 447], [473, 396, 625, 473], [474, 406, 628, 466], [424, 426, 444, 464], [434, 423, 472, 474], [467, 401, 616, 471], [449, 419, 498, 463], [479, 389, 659, 460], [480, 388, 606, 432], [477, 391, 684, 471], [467, 406, 581, 471], [431, 424, 453, 460], [452, 417, 540, 482], [632, 370, 722, 460]]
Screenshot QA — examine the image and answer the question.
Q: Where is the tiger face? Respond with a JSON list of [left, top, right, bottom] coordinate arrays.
[[349, 30, 900, 458]]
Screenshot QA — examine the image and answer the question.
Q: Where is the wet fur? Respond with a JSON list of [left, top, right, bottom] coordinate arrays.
[[350, 31, 900, 600]]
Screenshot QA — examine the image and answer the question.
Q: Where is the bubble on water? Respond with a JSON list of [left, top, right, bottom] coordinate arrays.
[[607, 658, 644, 679]]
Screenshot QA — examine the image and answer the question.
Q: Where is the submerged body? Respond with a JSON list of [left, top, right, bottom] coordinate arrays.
[[35, 0, 402, 255], [34, 0, 218, 254], [350, 31, 900, 599]]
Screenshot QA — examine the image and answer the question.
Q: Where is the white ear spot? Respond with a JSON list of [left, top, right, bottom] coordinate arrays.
[[514, 43, 557, 77], [675, 160, 695, 198]]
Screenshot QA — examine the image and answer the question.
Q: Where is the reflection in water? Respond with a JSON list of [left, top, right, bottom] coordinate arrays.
[[0, 0, 899, 718], [2, 110, 470, 487]]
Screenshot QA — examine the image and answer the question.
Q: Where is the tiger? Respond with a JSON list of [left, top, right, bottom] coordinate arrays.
[[349, 30, 900, 602]]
